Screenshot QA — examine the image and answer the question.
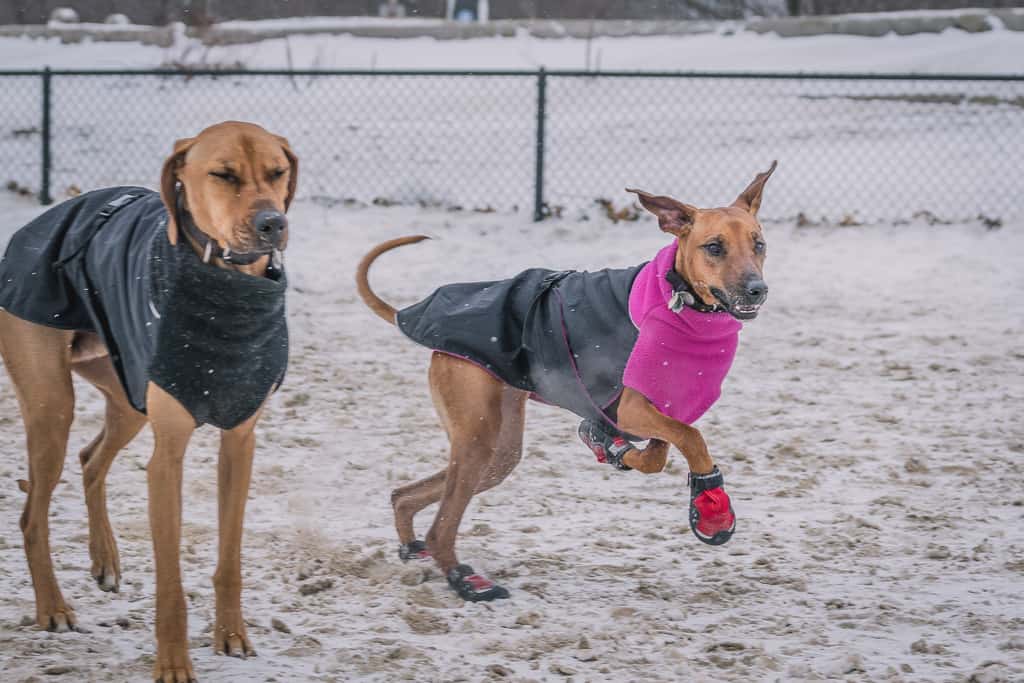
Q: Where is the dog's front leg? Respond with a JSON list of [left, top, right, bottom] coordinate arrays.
[[617, 388, 736, 545], [212, 406, 264, 659], [617, 388, 713, 474], [620, 438, 671, 474], [146, 383, 197, 683]]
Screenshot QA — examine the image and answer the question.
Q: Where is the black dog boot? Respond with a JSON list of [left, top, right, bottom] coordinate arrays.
[[398, 539, 432, 563], [688, 466, 736, 546], [578, 418, 634, 471], [446, 564, 510, 602]]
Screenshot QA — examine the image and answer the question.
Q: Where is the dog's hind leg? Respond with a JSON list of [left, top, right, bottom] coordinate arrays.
[[392, 470, 445, 548], [72, 348, 147, 593], [474, 386, 527, 494], [392, 384, 527, 564], [406, 354, 516, 600], [0, 312, 78, 631], [390, 359, 465, 549]]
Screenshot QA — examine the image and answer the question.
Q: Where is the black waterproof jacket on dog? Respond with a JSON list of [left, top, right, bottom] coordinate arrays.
[[397, 265, 644, 427], [0, 188, 288, 429]]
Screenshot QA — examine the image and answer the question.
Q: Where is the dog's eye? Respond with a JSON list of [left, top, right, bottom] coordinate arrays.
[[703, 242, 724, 257], [269, 168, 287, 180], [209, 171, 239, 184], [754, 240, 766, 254]]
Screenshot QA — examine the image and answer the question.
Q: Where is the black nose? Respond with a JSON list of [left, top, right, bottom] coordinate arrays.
[[744, 278, 768, 302], [253, 210, 287, 246]]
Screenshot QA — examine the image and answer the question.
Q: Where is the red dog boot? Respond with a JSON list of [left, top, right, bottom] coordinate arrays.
[[446, 564, 510, 602], [398, 540, 432, 563], [578, 419, 634, 471], [688, 466, 736, 545]]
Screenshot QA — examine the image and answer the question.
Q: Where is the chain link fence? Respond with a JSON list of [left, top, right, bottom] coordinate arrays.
[[1, 69, 1021, 222], [544, 73, 1024, 222]]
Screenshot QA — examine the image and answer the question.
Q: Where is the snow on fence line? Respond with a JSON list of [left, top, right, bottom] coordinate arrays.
[[1, 68, 1021, 223], [1, 9, 1024, 44]]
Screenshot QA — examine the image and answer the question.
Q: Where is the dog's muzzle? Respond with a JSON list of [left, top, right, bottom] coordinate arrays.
[[712, 279, 768, 321], [253, 209, 288, 250]]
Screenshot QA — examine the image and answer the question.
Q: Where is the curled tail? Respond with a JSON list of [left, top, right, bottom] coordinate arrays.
[[356, 235, 430, 323]]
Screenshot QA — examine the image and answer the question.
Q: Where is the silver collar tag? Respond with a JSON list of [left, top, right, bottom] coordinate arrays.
[[668, 289, 695, 313]]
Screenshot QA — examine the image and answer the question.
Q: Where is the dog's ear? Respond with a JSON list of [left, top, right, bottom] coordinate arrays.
[[627, 188, 698, 237], [732, 160, 777, 217], [276, 135, 298, 211], [160, 137, 195, 245]]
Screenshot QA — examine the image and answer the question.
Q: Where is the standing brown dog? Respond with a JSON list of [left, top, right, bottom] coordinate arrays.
[[0, 121, 296, 682], [357, 164, 775, 601]]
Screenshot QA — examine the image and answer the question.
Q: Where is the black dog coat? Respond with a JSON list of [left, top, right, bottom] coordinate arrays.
[[397, 265, 643, 427], [0, 187, 288, 429]]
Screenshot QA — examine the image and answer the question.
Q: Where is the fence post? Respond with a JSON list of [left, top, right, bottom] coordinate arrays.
[[40, 67, 52, 205], [533, 67, 547, 222]]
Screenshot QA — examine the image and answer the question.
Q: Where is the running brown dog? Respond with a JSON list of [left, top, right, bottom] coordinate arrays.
[[0, 121, 297, 682], [356, 163, 776, 601]]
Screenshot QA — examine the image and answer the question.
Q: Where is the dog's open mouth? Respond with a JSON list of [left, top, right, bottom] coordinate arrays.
[[218, 243, 285, 273], [711, 288, 764, 321], [731, 303, 761, 319]]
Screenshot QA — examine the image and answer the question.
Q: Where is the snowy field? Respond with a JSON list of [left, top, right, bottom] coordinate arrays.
[[1, 26, 1023, 221], [0, 190, 1022, 682], [0, 22, 1023, 683]]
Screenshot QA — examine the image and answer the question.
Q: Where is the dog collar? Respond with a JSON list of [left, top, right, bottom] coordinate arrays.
[[175, 191, 279, 268], [665, 270, 720, 314]]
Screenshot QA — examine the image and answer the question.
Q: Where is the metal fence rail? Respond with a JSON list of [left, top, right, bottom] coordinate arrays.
[[1, 68, 1022, 222]]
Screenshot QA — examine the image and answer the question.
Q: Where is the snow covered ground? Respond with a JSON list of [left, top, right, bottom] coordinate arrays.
[[0, 190, 1022, 682], [0, 23, 1022, 682]]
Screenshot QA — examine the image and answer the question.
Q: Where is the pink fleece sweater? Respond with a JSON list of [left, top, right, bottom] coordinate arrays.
[[622, 242, 743, 425]]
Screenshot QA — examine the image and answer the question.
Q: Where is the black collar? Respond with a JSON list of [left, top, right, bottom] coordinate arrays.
[[175, 191, 270, 266], [665, 269, 721, 314]]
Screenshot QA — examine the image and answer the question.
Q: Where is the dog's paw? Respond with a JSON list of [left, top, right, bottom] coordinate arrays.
[[153, 666, 196, 683], [153, 644, 195, 683], [689, 488, 736, 545], [398, 539, 432, 563], [91, 560, 120, 593], [578, 419, 634, 471], [688, 466, 736, 546], [89, 530, 121, 593], [38, 606, 79, 633], [446, 564, 510, 602], [213, 622, 256, 659]]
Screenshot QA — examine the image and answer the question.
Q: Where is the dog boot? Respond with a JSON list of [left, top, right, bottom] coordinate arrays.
[[446, 564, 510, 602], [578, 418, 634, 471], [688, 466, 736, 545], [398, 539, 432, 563]]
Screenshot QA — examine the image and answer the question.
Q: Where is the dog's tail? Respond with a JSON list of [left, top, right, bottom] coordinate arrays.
[[356, 235, 431, 324]]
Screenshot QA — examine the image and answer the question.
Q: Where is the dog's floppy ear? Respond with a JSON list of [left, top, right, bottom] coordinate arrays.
[[627, 188, 698, 237], [732, 160, 777, 217], [276, 135, 298, 211], [160, 137, 194, 245]]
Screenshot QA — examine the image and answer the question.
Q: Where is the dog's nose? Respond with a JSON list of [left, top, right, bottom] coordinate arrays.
[[744, 278, 768, 302], [253, 210, 287, 247]]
